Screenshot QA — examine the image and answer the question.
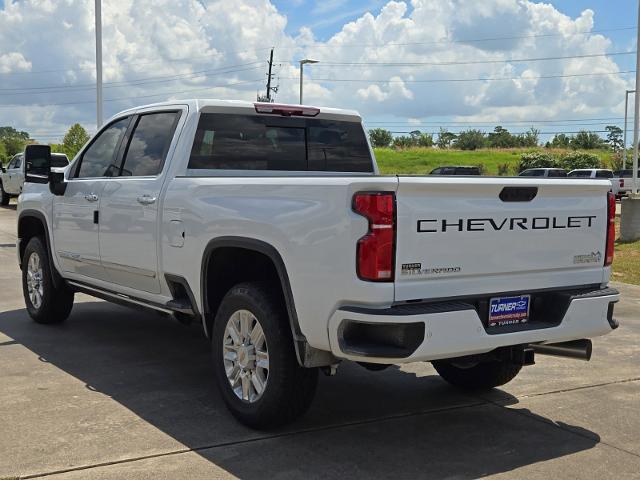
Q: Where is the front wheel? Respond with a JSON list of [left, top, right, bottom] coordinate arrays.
[[211, 281, 318, 429], [22, 236, 74, 324], [432, 358, 522, 391], [0, 182, 9, 206]]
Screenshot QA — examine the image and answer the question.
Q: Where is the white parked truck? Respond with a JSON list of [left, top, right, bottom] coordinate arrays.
[[1, 152, 69, 205], [17, 100, 620, 428]]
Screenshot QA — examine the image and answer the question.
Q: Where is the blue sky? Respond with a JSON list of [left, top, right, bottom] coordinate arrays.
[[0, 0, 638, 142]]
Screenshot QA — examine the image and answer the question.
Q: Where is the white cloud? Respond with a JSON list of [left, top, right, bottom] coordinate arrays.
[[0, 0, 633, 140]]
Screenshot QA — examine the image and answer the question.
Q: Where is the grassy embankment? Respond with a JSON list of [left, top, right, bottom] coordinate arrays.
[[374, 147, 614, 175], [374, 147, 638, 285]]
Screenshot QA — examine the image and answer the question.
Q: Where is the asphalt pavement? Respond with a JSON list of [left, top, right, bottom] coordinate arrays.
[[0, 203, 639, 479]]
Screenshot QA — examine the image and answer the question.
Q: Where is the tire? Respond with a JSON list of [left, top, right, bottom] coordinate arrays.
[[211, 281, 318, 429], [0, 181, 9, 206], [432, 358, 522, 391], [22, 236, 74, 324]]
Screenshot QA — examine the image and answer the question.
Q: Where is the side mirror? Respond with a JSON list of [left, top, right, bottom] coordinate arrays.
[[0, 165, 5, 174], [24, 145, 51, 184], [49, 171, 67, 196]]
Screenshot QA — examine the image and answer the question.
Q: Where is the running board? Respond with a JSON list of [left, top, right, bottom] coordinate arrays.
[[67, 281, 176, 316]]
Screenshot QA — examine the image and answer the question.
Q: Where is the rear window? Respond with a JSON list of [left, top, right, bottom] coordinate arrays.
[[520, 169, 545, 177], [189, 113, 373, 173], [568, 171, 591, 178], [51, 154, 69, 168]]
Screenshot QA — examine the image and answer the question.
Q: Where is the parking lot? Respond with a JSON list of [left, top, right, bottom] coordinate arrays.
[[0, 203, 639, 479]]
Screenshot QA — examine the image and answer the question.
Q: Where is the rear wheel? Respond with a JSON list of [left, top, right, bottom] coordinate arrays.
[[211, 281, 318, 429], [432, 358, 522, 390], [0, 182, 9, 206], [21, 236, 74, 324]]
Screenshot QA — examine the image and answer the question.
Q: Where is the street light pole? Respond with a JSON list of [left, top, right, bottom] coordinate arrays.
[[299, 59, 318, 104], [624, 90, 634, 170], [633, 1, 640, 195], [95, 0, 103, 129]]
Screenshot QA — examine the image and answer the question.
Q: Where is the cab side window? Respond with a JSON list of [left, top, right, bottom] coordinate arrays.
[[119, 112, 179, 176], [76, 117, 130, 178], [13, 155, 22, 169]]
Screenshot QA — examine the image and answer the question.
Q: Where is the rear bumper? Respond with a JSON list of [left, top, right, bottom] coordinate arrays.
[[328, 286, 619, 364]]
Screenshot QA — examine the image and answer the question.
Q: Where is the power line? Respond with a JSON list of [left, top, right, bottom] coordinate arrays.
[[303, 51, 635, 67], [0, 63, 264, 94], [281, 69, 634, 85], [0, 78, 263, 108]]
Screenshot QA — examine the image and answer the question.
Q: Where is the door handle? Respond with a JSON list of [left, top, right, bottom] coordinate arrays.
[[137, 195, 156, 205], [84, 194, 99, 202]]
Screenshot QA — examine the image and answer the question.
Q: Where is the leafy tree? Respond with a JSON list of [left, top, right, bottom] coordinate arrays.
[[518, 152, 558, 172], [62, 123, 90, 159], [454, 129, 486, 150], [517, 128, 539, 148], [547, 133, 571, 149], [436, 128, 456, 149], [368, 128, 393, 148], [570, 130, 604, 150], [0, 141, 7, 166], [0, 126, 31, 157], [605, 125, 623, 152], [488, 126, 516, 148], [392, 135, 414, 149], [559, 151, 601, 170], [410, 130, 433, 147]]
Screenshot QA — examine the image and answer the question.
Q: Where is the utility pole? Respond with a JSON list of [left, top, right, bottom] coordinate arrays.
[[95, 0, 103, 128], [257, 48, 278, 102]]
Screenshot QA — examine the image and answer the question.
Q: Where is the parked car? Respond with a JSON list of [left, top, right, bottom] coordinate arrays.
[[429, 165, 481, 175], [567, 169, 620, 196], [17, 100, 620, 428], [1, 152, 69, 205], [519, 168, 567, 177], [613, 169, 640, 197]]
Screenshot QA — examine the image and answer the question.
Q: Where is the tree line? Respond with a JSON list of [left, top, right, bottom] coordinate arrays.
[[369, 125, 624, 151], [0, 124, 90, 165]]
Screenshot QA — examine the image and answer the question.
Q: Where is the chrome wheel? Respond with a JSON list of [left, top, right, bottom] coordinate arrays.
[[26, 252, 44, 309], [222, 309, 269, 403]]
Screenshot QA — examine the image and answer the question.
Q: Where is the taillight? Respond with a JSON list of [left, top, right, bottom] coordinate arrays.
[[619, 178, 624, 188], [605, 192, 615, 266], [352, 192, 396, 281]]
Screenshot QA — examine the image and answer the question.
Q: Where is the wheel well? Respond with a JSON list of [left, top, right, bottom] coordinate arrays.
[[18, 215, 46, 265], [203, 247, 285, 336]]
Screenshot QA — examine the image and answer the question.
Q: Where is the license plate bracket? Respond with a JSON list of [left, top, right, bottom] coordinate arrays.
[[488, 295, 530, 328]]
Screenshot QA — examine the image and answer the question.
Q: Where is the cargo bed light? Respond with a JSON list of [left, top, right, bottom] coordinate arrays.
[[254, 103, 320, 117]]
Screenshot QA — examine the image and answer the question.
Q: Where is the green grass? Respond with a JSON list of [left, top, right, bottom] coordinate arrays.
[[374, 147, 614, 175], [613, 219, 640, 285]]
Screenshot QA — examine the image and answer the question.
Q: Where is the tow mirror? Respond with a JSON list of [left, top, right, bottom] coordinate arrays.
[[24, 145, 51, 184]]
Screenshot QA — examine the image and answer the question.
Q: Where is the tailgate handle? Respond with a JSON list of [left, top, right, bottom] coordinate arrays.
[[499, 186, 538, 202]]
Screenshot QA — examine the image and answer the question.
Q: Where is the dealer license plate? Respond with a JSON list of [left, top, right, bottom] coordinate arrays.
[[488, 295, 530, 328]]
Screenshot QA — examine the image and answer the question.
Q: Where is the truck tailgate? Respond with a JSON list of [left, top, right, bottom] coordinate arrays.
[[394, 177, 610, 302]]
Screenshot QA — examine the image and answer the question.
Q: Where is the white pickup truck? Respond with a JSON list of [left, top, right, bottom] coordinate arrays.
[[17, 100, 619, 428], [1, 152, 69, 205]]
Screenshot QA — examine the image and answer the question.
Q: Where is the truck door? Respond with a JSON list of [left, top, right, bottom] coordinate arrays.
[[52, 117, 131, 280], [98, 109, 183, 293]]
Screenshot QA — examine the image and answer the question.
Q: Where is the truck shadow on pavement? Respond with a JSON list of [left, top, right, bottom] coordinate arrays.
[[0, 301, 601, 479]]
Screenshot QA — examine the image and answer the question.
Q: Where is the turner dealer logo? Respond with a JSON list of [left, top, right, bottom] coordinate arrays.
[[417, 216, 596, 233]]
